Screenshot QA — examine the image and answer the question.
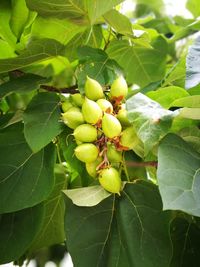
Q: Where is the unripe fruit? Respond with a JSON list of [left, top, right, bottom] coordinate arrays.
[[70, 93, 84, 107], [73, 124, 97, 142], [86, 157, 102, 178], [120, 126, 140, 149], [82, 98, 102, 124], [99, 167, 121, 194], [74, 143, 98, 163], [96, 99, 113, 113], [110, 76, 128, 99], [102, 113, 122, 138], [107, 144, 122, 163], [85, 76, 104, 101], [62, 107, 84, 129], [61, 100, 73, 112], [117, 104, 131, 127]]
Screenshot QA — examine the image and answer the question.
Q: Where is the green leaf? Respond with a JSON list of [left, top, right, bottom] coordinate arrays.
[[126, 93, 176, 154], [104, 9, 133, 35], [30, 164, 67, 251], [0, 39, 15, 59], [179, 108, 200, 120], [25, 0, 123, 24], [0, 38, 65, 74], [23, 92, 64, 152], [0, 73, 47, 98], [147, 86, 189, 109], [65, 181, 172, 267], [0, 204, 44, 264], [157, 133, 200, 216], [186, 36, 200, 89], [170, 95, 200, 108], [186, 0, 200, 18], [106, 36, 167, 87], [179, 126, 200, 153], [31, 16, 86, 45], [63, 185, 111, 207], [10, 0, 30, 40], [0, 123, 56, 213]]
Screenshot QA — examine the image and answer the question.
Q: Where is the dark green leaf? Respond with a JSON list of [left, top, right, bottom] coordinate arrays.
[[157, 133, 200, 216], [0, 123, 56, 213], [65, 181, 172, 267], [107, 36, 167, 87], [0, 204, 44, 264], [0, 38, 65, 74], [126, 93, 176, 154], [0, 73, 47, 98], [23, 92, 64, 152], [186, 36, 200, 89]]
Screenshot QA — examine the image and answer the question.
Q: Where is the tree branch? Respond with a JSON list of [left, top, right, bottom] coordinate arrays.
[[126, 161, 158, 168]]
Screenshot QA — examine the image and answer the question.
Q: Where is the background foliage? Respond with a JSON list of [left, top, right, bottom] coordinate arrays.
[[0, 0, 200, 266]]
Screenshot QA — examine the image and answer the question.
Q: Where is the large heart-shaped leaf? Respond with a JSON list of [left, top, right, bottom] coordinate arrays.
[[23, 92, 64, 152], [65, 181, 172, 267], [0, 123, 56, 213], [157, 133, 200, 216]]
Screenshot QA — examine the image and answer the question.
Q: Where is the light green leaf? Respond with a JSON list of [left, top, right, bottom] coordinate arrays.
[[0, 38, 65, 74], [147, 86, 189, 109], [31, 16, 86, 45], [63, 185, 111, 207], [0, 123, 56, 213], [0, 39, 15, 59], [0, 73, 47, 98], [104, 9, 133, 35], [64, 181, 172, 267], [170, 95, 200, 108], [186, 36, 200, 89], [10, 0, 30, 40], [157, 133, 200, 216], [107, 36, 167, 87], [126, 93, 176, 154], [23, 92, 64, 152], [186, 0, 200, 18], [0, 204, 44, 264], [179, 126, 200, 153], [179, 108, 200, 120], [30, 164, 67, 251]]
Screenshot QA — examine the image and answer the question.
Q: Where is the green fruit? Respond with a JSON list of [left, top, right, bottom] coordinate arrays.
[[120, 126, 140, 149], [96, 99, 113, 113], [102, 113, 122, 138], [75, 143, 99, 163], [110, 76, 128, 99], [85, 76, 104, 101], [62, 107, 84, 129], [70, 93, 84, 107], [61, 100, 73, 112], [73, 124, 97, 142], [99, 167, 121, 193], [82, 98, 102, 124], [86, 157, 102, 178], [107, 144, 122, 163], [117, 104, 131, 127]]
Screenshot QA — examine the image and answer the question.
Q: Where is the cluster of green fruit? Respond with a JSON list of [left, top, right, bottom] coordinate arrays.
[[61, 76, 139, 194]]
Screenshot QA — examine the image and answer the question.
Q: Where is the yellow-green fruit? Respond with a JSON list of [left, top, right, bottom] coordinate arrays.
[[82, 98, 102, 124], [73, 124, 97, 142], [85, 76, 104, 101], [110, 76, 128, 99], [61, 100, 73, 112], [86, 157, 102, 178], [117, 104, 131, 127], [74, 143, 99, 163], [120, 126, 140, 149], [99, 167, 121, 193], [102, 113, 122, 138], [107, 144, 122, 163], [96, 99, 113, 113], [62, 107, 84, 129], [70, 93, 84, 107]]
